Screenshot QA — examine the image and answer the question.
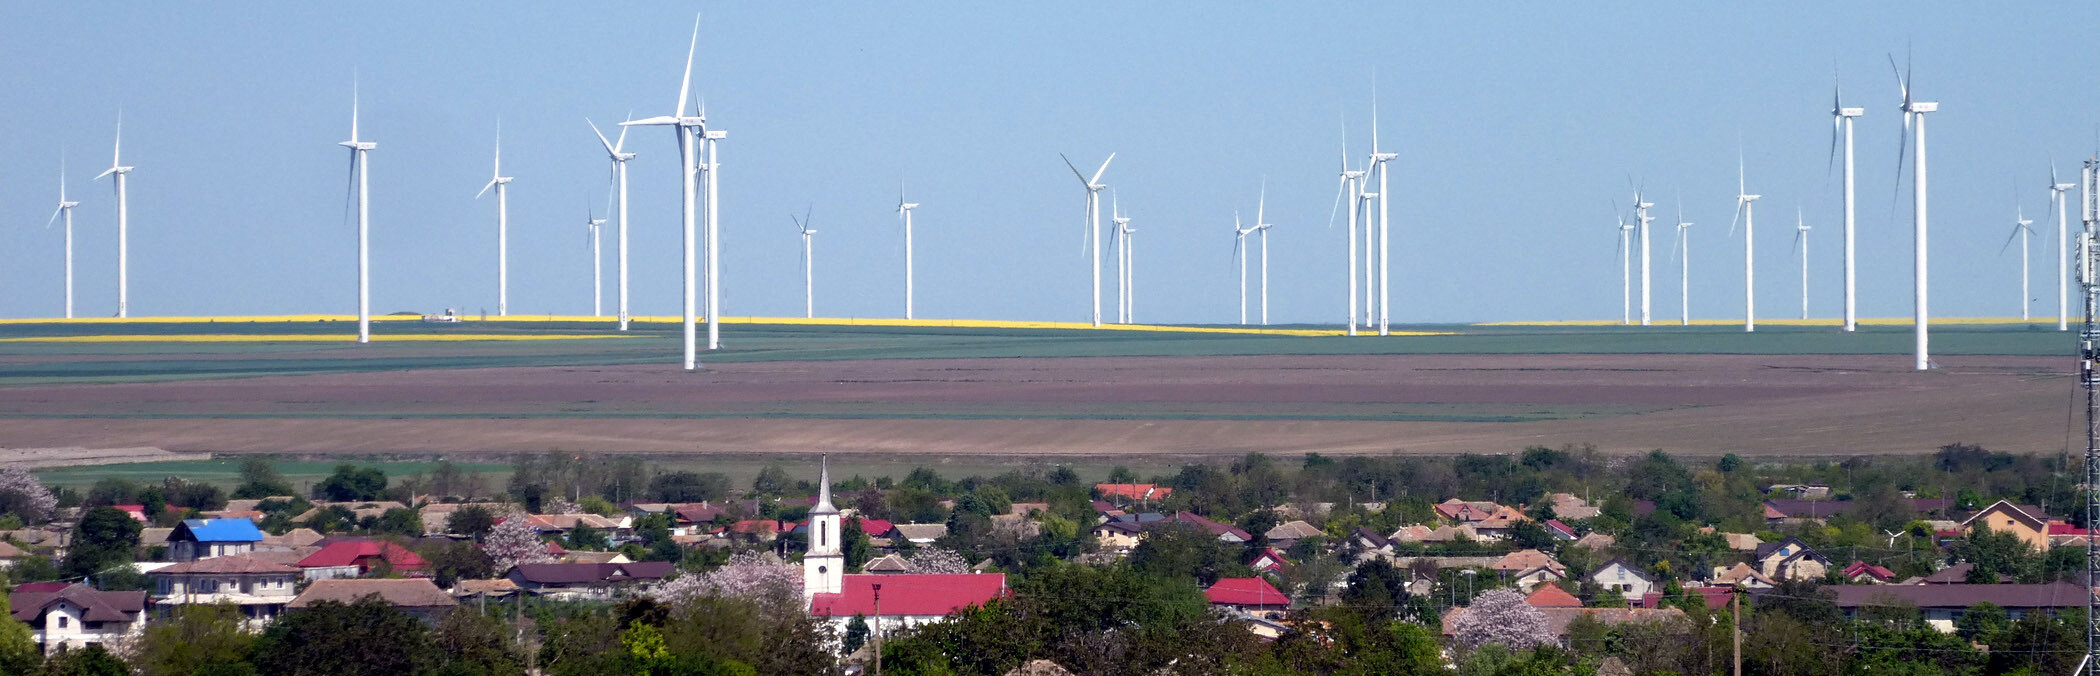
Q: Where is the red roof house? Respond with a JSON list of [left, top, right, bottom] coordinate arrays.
[[296, 540, 427, 578], [808, 574, 1008, 619], [1525, 585, 1583, 608], [1204, 577, 1289, 611], [1249, 547, 1291, 574], [112, 504, 149, 522], [1095, 484, 1173, 502], [1842, 560, 1898, 583]]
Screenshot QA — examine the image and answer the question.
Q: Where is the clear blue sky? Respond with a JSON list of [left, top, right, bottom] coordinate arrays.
[[3, 3, 2097, 324]]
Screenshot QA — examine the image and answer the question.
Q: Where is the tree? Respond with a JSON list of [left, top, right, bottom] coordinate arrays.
[[842, 518, 873, 571], [650, 551, 802, 606], [64, 506, 141, 580], [1448, 588, 1552, 651], [0, 466, 57, 525], [1130, 522, 1244, 585], [232, 457, 296, 500], [842, 614, 870, 655], [449, 504, 498, 541], [41, 644, 130, 676], [431, 607, 524, 676], [251, 597, 441, 676], [905, 547, 971, 574], [750, 466, 791, 498], [417, 540, 496, 588], [374, 508, 423, 537], [485, 515, 552, 573], [1955, 601, 2009, 643], [648, 472, 730, 502], [0, 590, 38, 676], [314, 465, 388, 502], [567, 523, 610, 551], [132, 603, 257, 676]]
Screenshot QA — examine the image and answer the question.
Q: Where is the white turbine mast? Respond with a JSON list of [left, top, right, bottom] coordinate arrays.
[[1330, 112, 1366, 337], [1730, 151, 1761, 333], [897, 182, 918, 320], [2003, 201, 2034, 321], [1233, 211, 1255, 325], [1614, 202, 1631, 325], [47, 155, 80, 319], [791, 205, 815, 319], [476, 121, 514, 317], [1635, 184, 1655, 327], [588, 118, 637, 330], [1793, 207, 1812, 320], [337, 81, 377, 343], [1367, 79, 1397, 336], [93, 113, 134, 318], [1674, 203, 1692, 326], [1111, 190, 1135, 324], [1892, 53, 1937, 371], [1831, 71, 1865, 332], [586, 201, 607, 317], [1060, 153, 1114, 327], [623, 14, 709, 369], [2052, 162, 2074, 331], [1256, 180, 1274, 326]]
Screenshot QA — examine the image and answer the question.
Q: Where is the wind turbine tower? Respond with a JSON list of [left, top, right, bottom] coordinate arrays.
[[791, 205, 815, 319], [1256, 183, 1273, 326], [1112, 193, 1134, 324], [47, 159, 80, 319], [2004, 204, 2033, 321], [897, 184, 918, 320], [1333, 121, 1365, 337], [1732, 155, 1761, 332], [1060, 153, 1114, 327], [1893, 55, 1937, 371], [1675, 204, 1691, 326], [586, 206, 606, 317], [2053, 165, 2074, 331], [1831, 77, 1864, 331], [1637, 192, 1655, 326], [1233, 213, 1255, 325], [94, 115, 134, 318], [1615, 208, 1632, 325], [1794, 209, 1812, 320], [703, 124, 727, 350], [476, 123, 514, 317], [338, 84, 376, 344], [1368, 91, 1397, 336], [622, 15, 707, 369], [589, 119, 637, 330]]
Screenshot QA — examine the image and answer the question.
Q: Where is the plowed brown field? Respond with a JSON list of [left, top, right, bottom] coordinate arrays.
[[0, 352, 2073, 458]]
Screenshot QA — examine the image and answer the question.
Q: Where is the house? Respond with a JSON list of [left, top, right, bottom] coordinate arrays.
[[558, 551, 633, 565], [1093, 483, 1173, 503], [1263, 520, 1323, 548], [2049, 523, 2090, 548], [452, 579, 519, 601], [1491, 549, 1563, 576], [1249, 547, 1292, 574], [1513, 566, 1568, 592], [0, 541, 27, 569], [723, 519, 784, 542], [1962, 500, 2058, 552], [1762, 498, 1958, 525], [147, 555, 301, 628], [1434, 499, 1503, 524], [1793, 582, 2089, 633], [1157, 512, 1249, 543], [167, 518, 265, 562], [1472, 507, 1532, 540], [1766, 484, 1833, 500], [1921, 562, 2011, 584], [257, 528, 325, 551], [889, 523, 949, 545], [289, 578, 457, 624], [295, 501, 410, 524], [1350, 527, 1392, 559], [1589, 559, 1658, 603], [1525, 585, 1583, 608], [1640, 586, 1737, 610], [1543, 520, 1577, 541], [1090, 520, 1145, 554], [1753, 537, 1831, 582], [518, 513, 632, 537], [1203, 577, 1289, 617], [862, 554, 911, 574], [417, 502, 508, 536], [296, 540, 428, 580], [1842, 560, 1898, 584], [1710, 562, 1777, 589], [1387, 525, 1435, 543], [1718, 532, 1762, 552], [1572, 532, 1616, 550], [111, 504, 149, 522], [1544, 493, 1602, 521], [804, 457, 1007, 646], [507, 562, 676, 600], [9, 583, 147, 654]]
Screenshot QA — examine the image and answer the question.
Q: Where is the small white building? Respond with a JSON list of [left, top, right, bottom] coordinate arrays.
[[1589, 559, 1658, 603], [8, 584, 147, 655]]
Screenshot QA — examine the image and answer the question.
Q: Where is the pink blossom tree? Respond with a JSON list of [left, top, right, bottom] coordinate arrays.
[[904, 547, 971, 575], [543, 497, 582, 516], [650, 551, 802, 607], [1449, 588, 1553, 651], [0, 466, 56, 525], [486, 515, 553, 572]]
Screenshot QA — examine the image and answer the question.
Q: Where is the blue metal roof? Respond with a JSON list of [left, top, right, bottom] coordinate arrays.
[[177, 518, 264, 543]]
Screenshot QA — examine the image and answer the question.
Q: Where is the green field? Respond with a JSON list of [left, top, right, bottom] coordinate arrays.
[[0, 319, 2073, 386]]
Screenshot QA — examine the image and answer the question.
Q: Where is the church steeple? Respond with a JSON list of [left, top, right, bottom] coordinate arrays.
[[804, 455, 844, 599]]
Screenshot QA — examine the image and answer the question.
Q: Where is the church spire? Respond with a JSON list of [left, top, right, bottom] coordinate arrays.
[[812, 454, 838, 515]]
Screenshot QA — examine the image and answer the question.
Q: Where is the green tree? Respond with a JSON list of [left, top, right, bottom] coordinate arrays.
[[1129, 522, 1246, 585], [63, 506, 141, 580], [842, 614, 870, 655], [132, 603, 257, 676], [1955, 601, 2009, 643], [232, 457, 296, 500], [450, 504, 498, 541], [567, 523, 610, 551], [41, 644, 130, 676], [750, 466, 791, 498], [374, 508, 423, 537], [431, 607, 524, 676], [842, 518, 873, 571], [0, 590, 38, 676], [417, 540, 496, 588], [647, 472, 729, 502], [314, 465, 389, 502], [251, 597, 441, 676]]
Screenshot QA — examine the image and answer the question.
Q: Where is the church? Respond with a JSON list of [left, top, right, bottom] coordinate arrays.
[[802, 457, 1008, 638]]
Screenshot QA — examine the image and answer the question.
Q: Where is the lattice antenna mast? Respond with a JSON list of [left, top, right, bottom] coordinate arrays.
[[2083, 155, 2100, 675]]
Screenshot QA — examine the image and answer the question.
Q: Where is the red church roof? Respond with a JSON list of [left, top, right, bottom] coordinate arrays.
[[1204, 577, 1288, 607], [808, 574, 1007, 618]]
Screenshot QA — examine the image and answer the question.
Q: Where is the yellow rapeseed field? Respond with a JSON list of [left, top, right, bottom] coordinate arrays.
[[0, 334, 631, 343], [1477, 317, 2053, 327], [0, 314, 1450, 338]]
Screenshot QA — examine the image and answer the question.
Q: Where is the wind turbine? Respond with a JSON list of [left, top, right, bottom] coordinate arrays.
[[1367, 83, 1397, 336], [585, 203, 606, 317], [588, 119, 636, 330], [1111, 191, 1134, 324], [897, 183, 918, 320], [1331, 115, 1365, 336], [476, 122, 514, 317], [94, 114, 134, 318], [623, 15, 707, 370], [1635, 187, 1655, 326], [1256, 181, 1274, 326], [1674, 204, 1691, 326], [338, 82, 376, 344], [1892, 53, 1938, 371], [791, 205, 815, 319], [46, 156, 80, 319], [1730, 153, 1761, 332], [1614, 204, 1631, 325], [1060, 153, 1114, 327], [2002, 203, 2034, 321], [2051, 163, 2073, 331], [1233, 212, 1256, 325], [1793, 208, 1812, 320], [1831, 73, 1865, 332]]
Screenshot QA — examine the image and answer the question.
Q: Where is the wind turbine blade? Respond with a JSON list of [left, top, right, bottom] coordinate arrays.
[[622, 116, 679, 127], [804, 203, 814, 232], [676, 14, 700, 119], [588, 119, 617, 156], [1090, 153, 1115, 186], [1256, 179, 1266, 227], [2001, 226, 2021, 254], [477, 179, 496, 199], [112, 111, 123, 167], [1327, 174, 1345, 230], [1060, 153, 1087, 184], [614, 118, 630, 153], [94, 167, 115, 181], [46, 205, 63, 229], [1727, 203, 1742, 238]]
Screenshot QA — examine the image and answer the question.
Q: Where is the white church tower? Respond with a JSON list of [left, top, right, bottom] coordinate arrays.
[[804, 455, 844, 600]]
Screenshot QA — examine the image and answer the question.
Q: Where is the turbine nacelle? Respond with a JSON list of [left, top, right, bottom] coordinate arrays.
[[1837, 107, 1865, 117], [1906, 101, 1939, 114]]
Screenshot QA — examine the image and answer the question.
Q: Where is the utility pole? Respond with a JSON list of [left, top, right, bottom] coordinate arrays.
[[872, 583, 883, 676], [1732, 590, 1742, 676]]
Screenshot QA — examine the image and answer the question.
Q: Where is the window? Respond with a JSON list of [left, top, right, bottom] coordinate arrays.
[[819, 522, 827, 547], [56, 616, 67, 629]]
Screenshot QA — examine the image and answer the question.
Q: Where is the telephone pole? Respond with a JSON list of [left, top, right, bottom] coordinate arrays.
[[872, 583, 884, 676]]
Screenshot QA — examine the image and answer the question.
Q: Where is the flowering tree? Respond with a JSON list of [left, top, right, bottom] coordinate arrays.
[[543, 497, 582, 516], [1449, 588, 1553, 651], [485, 516, 553, 572], [904, 547, 971, 575], [0, 466, 57, 525], [651, 551, 802, 606]]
